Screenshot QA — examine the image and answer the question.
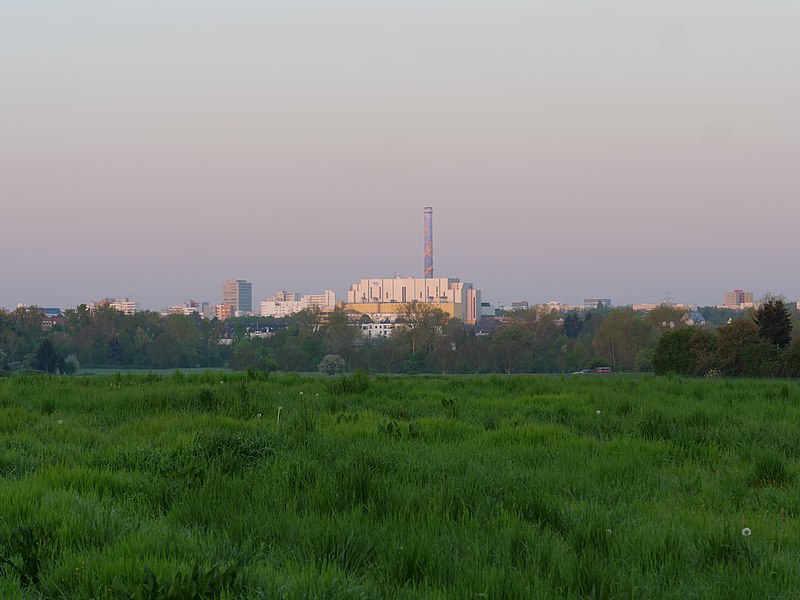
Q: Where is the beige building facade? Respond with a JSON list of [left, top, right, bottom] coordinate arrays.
[[345, 276, 481, 324]]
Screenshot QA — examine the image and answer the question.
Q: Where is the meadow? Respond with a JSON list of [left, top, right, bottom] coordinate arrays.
[[0, 372, 799, 599]]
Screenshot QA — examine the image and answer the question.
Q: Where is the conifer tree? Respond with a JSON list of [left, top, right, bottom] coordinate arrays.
[[753, 295, 792, 348]]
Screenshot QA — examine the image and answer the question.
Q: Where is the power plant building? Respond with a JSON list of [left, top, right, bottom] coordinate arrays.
[[345, 277, 481, 324], [344, 207, 482, 325]]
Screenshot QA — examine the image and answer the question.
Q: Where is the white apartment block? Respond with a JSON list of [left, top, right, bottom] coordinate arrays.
[[166, 305, 199, 316], [632, 303, 697, 312], [91, 298, 138, 316], [111, 300, 138, 315], [360, 322, 402, 339], [260, 290, 336, 318]]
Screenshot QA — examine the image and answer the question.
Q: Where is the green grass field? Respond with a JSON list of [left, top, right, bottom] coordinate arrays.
[[1, 372, 799, 598]]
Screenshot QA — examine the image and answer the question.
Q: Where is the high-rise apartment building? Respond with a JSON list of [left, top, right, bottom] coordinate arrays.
[[222, 279, 252, 314], [722, 290, 754, 307]]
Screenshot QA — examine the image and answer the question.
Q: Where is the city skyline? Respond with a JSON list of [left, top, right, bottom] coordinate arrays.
[[3, 2, 799, 310], [0, 278, 776, 316]]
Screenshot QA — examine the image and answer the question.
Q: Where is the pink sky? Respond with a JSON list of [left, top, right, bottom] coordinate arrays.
[[2, 1, 799, 310]]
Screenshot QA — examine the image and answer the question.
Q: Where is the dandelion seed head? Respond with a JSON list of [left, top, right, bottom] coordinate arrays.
[[596, 410, 601, 415], [300, 391, 304, 395], [742, 527, 752, 537], [257, 413, 262, 418], [58, 419, 63, 425]]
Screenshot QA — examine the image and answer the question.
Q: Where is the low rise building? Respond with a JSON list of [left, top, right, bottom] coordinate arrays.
[[91, 298, 138, 315], [165, 300, 210, 317], [633, 303, 697, 312], [41, 308, 65, 330], [583, 298, 612, 310], [214, 304, 235, 321], [360, 321, 402, 339]]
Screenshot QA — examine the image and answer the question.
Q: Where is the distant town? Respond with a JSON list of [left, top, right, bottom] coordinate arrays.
[[0, 207, 781, 332], [2, 209, 798, 377], [3, 285, 776, 338]]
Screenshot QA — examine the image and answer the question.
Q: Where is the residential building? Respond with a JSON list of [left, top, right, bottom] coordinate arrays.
[[304, 290, 337, 311], [360, 321, 402, 339], [41, 308, 66, 330], [260, 290, 336, 318], [91, 298, 138, 315], [583, 298, 612, 310], [722, 290, 754, 308], [633, 303, 697, 312], [165, 300, 209, 317], [684, 312, 707, 327], [214, 304, 235, 321]]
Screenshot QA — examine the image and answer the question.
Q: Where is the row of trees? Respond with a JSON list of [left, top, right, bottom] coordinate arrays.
[[653, 296, 800, 377], [2, 296, 800, 376], [0, 305, 224, 371]]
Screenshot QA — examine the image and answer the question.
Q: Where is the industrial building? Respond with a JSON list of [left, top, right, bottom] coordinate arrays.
[[345, 276, 481, 324], [343, 207, 482, 324]]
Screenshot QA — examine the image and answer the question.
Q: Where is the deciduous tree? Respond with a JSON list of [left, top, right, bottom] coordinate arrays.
[[716, 318, 759, 376]]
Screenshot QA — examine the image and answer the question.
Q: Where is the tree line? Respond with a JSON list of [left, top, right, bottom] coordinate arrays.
[[653, 296, 800, 377], [1, 297, 799, 376]]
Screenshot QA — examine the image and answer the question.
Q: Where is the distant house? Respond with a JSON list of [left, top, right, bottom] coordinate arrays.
[[41, 308, 66, 330], [684, 312, 707, 327], [360, 319, 402, 339]]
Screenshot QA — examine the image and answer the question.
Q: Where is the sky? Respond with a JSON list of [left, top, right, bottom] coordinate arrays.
[[2, 1, 799, 311]]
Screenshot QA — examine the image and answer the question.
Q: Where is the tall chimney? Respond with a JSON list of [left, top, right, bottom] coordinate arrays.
[[423, 207, 433, 278]]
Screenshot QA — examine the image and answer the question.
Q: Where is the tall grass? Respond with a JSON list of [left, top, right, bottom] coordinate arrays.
[[0, 374, 798, 597]]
